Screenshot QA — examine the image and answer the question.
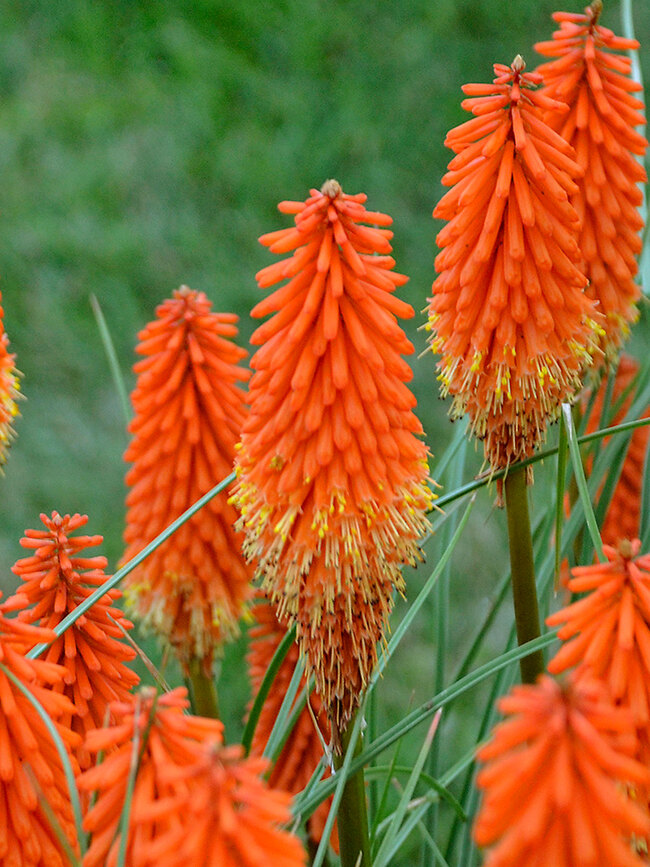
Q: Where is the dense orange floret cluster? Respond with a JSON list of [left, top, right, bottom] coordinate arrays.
[[232, 180, 432, 729], [247, 594, 336, 849], [584, 356, 650, 545], [78, 686, 306, 867], [78, 687, 224, 866], [151, 743, 308, 867], [474, 674, 650, 866], [123, 286, 252, 673], [0, 608, 80, 866], [535, 1, 648, 364], [0, 291, 20, 467], [548, 541, 650, 730], [429, 56, 599, 469], [3, 512, 139, 769]]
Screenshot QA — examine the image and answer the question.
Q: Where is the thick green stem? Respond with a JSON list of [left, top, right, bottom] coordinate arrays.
[[504, 465, 545, 684], [187, 660, 220, 719], [333, 712, 372, 867]]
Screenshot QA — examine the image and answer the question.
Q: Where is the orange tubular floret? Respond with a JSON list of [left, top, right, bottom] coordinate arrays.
[[122, 286, 253, 675], [232, 180, 433, 732], [535, 0, 648, 365], [429, 55, 599, 470]]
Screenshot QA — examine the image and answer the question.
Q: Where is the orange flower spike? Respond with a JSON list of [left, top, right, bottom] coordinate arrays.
[[474, 674, 650, 866], [78, 686, 224, 867], [535, 1, 648, 363], [429, 56, 600, 470], [4, 511, 139, 769], [247, 594, 337, 849], [233, 180, 433, 729], [0, 291, 20, 467], [0, 603, 81, 866], [123, 286, 253, 675], [547, 540, 650, 728], [150, 742, 308, 867]]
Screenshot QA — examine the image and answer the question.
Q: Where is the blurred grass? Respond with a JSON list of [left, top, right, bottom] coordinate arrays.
[[0, 1, 648, 860]]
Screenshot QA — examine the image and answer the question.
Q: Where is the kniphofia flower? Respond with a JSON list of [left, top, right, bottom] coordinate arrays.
[[247, 593, 337, 849], [583, 355, 650, 546], [123, 286, 252, 674], [232, 180, 432, 730], [3, 511, 140, 769], [428, 56, 599, 469], [78, 686, 224, 867], [145, 741, 308, 867], [547, 540, 650, 729], [0, 606, 81, 866], [535, 1, 648, 364], [0, 291, 20, 467], [474, 673, 650, 866]]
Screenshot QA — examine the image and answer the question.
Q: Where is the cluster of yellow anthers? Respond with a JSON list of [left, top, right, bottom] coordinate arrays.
[[232, 179, 433, 730], [0, 290, 20, 466]]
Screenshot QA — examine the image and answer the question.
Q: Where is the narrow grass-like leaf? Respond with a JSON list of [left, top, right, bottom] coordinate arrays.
[[554, 413, 568, 588], [0, 663, 86, 857], [90, 294, 132, 427], [262, 656, 304, 760], [107, 612, 173, 694], [27, 471, 236, 659], [242, 624, 296, 754], [641, 441, 650, 550], [268, 684, 310, 766], [293, 632, 556, 819], [562, 403, 605, 562], [370, 724, 407, 845], [364, 765, 466, 824], [373, 711, 441, 867]]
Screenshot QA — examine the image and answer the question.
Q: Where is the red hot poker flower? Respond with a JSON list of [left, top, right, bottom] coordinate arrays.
[[232, 180, 432, 730], [429, 56, 599, 469], [247, 593, 337, 850], [3, 511, 139, 769], [0, 605, 81, 866], [123, 286, 253, 675], [535, 1, 648, 365], [144, 742, 308, 867], [0, 291, 20, 467], [474, 673, 650, 866], [78, 686, 224, 867], [547, 540, 650, 728]]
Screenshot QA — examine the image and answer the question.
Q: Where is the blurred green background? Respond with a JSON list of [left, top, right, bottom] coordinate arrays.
[[0, 0, 648, 862]]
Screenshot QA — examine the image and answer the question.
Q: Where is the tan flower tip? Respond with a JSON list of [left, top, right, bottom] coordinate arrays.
[[511, 53, 526, 72], [320, 178, 342, 198], [617, 538, 638, 560], [589, 0, 603, 22]]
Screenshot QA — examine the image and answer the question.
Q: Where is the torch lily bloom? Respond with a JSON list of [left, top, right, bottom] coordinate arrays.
[[232, 180, 432, 731], [474, 673, 650, 866], [3, 511, 139, 769], [0, 291, 20, 467], [0, 606, 81, 866], [123, 286, 252, 675], [78, 686, 224, 867], [547, 540, 650, 729], [535, 1, 648, 365], [429, 56, 599, 469]]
